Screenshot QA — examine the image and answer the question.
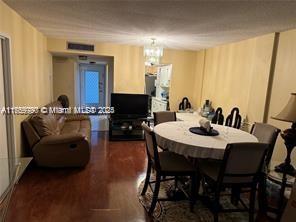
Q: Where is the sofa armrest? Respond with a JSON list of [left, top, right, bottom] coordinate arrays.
[[39, 133, 86, 145], [32, 133, 90, 167]]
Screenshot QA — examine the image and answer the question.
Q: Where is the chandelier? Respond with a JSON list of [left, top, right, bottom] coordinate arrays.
[[144, 38, 163, 65]]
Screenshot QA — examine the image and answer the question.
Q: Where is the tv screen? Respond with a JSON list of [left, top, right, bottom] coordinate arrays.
[[111, 93, 149, 118]]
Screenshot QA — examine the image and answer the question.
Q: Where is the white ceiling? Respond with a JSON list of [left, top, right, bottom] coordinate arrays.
[[4, 0, 296, 50]]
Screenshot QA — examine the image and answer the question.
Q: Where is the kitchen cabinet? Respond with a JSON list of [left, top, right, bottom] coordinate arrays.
[[151, 97, 168, 113]]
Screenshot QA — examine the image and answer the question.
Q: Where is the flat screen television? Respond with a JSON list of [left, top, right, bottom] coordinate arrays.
[[111, 93, 149, 118]]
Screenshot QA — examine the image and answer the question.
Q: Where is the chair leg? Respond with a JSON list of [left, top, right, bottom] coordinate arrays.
[[148, 173, 161, 215], [213, 201, 219, 222], [231, 185, 241, 206], [174, 176, 178, 188], [190, 174, 197, 212], [258, 173, 267, 213], [196, 172, 201, 196], [214, 213, 219, 222], [249, 186, 256, 222], [173, 176, 178, 197], [141, 161, 151, 195], [213, 191, 220, 222]]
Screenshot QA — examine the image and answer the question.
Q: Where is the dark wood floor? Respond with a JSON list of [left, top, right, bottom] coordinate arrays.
[[6, 132, 151, 222], [6, 131, 273, 222]]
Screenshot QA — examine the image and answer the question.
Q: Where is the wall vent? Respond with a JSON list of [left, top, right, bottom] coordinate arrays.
[[67, 42, 95, 52], [78, 55, 88, 60]]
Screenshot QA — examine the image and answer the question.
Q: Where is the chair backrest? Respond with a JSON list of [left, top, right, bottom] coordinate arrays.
[[153, 111, 177, 126], [179, 97, 192, 110], [225, 107, 242, 129], [142, 123, 161, 170], [251, 123, 280, 167], [211, 107, 224, 125], [217, 142, 269, 185]]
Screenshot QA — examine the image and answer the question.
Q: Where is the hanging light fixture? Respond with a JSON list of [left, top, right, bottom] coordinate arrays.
[[144, 38, 163, 65]]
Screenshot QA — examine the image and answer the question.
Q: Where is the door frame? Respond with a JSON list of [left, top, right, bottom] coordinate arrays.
[[0, 35, 16, 200]]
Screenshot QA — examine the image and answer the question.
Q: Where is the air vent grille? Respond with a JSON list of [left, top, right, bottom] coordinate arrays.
[[67, 42, 94, 52]]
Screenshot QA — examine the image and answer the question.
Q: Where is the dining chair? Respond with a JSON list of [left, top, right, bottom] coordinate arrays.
[[250, 122, 280, 211], [199, 142, 269, 222], [211, 107, 224, 125], [153, 111, 177, 126], [250, 123, 280, 167], [225, 107, 242, 129], [154, 111, 176, 151], [230, 123, 280, 211], [141, 123, 197, 215]]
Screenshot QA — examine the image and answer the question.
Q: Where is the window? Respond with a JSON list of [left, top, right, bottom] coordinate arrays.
[[84, 71, 99, 104]]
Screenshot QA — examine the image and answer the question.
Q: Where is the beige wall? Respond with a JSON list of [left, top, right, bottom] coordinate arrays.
[[52, 57, 75, 106], [267, 29, 296, 165], [47, 38, 200, 111], [246, 34, 275, 124], [192, 50, 206, 108], [48, 38, 145, 94], [0, 1, 52, 157], [194, 31, 296, 165], [198, 34, 275, 124], [162, 49, 200, 110]]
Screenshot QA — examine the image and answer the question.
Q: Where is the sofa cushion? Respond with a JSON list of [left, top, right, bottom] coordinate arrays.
[[57, 115, 66, 131], [61, 121, 80, 134], [65, 114, 89, 121], [30, 114, 59, 137], [61, 120, 91, 141], [78, 120, 91, 140], [45, 101, 65, 120]]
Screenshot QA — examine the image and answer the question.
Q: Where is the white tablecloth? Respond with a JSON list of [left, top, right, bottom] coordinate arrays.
[[176, 112, 202, 122], [154, 121, 258, 160]]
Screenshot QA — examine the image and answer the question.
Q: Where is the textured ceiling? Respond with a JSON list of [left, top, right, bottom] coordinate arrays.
[[4, 0, 296, 50]]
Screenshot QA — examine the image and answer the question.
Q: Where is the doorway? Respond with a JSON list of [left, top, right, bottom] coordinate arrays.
[[79, 64, 106, 108]]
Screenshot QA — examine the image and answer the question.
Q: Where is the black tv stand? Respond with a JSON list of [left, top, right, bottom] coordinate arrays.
[[109, 116, 151, 141]]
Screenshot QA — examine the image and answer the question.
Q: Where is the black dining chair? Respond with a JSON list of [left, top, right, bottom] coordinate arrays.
[[225, 107, 242, 129], [230, 123, 280, 210], [212, 107, 224, 125], [251, 123, 280, 211], [199, 142, 269, 222], [153, 111, 177, 126], [153, 111, 177, 151], [141, 123, 197, 214], [250, 122, 280, 168]]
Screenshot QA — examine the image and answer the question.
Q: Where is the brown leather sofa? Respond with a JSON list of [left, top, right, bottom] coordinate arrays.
[[22, 101, 91, 167]]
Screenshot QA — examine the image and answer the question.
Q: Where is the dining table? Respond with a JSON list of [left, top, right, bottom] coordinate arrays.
[[154, 121, 258, 160]]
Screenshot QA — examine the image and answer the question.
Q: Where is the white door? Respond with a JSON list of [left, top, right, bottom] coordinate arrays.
[[0, 39, 10, 198], [79, 64, 106, 108]]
